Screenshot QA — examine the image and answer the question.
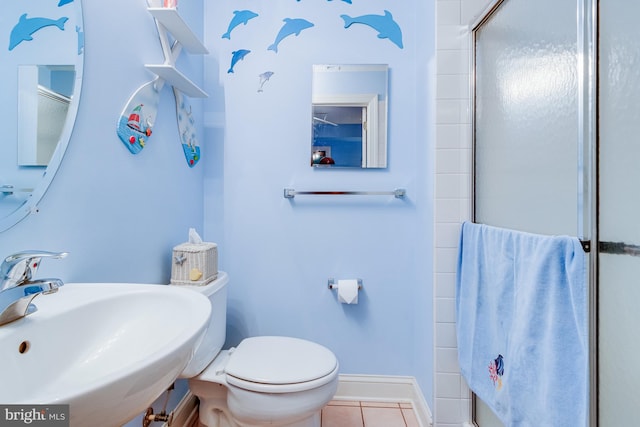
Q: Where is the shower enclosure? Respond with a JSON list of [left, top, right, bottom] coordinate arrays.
[[471, 0, 638, 425]]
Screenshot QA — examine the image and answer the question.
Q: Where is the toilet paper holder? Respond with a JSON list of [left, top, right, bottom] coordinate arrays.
[[328, 278, 363, 290]]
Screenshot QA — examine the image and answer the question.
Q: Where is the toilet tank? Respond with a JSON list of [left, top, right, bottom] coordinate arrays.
[[177, 271, 228, 378]]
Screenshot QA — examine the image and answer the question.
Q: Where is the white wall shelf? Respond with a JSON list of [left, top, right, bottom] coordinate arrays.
[[148, 8, 208, 54], [146, 6, 207, 98], [144, 64, 208, 98]]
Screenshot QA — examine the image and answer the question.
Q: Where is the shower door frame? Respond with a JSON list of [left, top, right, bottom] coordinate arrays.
[[578, 2, 598, 427], [468, 0, 599, 425]]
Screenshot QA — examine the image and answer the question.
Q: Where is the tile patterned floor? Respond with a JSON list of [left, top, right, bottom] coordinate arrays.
[[321, 401, 420, 427]]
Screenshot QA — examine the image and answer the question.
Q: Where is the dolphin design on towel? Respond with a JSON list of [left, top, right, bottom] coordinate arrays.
[[268, 18, 314, 53], [228, 49, 251, 73], [9, 14, 68, 51], [222, 10, 258, 40], [340, 10, 403, 49]]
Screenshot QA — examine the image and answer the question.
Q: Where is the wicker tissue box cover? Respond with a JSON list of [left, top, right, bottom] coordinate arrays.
[[171, 242, 218, 286]]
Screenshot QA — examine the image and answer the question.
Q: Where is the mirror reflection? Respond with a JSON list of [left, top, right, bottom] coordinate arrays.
[[311, 64, 388, 168], [1, 0, 83, 231], [18, 65, 75, 167]]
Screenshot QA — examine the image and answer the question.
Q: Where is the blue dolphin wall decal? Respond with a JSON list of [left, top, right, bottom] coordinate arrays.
[[58, 0, 74, 6], [228, 49, 251, 73], [341, 10, 403, 49], [222, 10, 259, 40], [268, 18, 314, 53], [9, 14, 69, 51]]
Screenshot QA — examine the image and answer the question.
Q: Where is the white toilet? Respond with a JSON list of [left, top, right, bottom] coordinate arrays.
[[176, 272, 340, 427]]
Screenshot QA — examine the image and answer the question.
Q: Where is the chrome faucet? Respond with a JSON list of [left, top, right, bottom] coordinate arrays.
[[0, 251, 68, 326]]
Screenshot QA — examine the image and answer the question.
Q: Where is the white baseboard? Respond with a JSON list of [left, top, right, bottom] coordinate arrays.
[[334, 374, 433, 427], [170, 375, 433, 427]]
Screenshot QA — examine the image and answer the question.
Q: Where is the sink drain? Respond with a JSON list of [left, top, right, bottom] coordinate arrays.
[[18, 341, 30, 354]]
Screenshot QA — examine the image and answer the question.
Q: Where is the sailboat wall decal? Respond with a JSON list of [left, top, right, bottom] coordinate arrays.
[[116, 81, 160, 154]]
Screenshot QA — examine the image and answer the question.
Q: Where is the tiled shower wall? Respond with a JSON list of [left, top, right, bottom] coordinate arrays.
[[434, 0, 492, 425]]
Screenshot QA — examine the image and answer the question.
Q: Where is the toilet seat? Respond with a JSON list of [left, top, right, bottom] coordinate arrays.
[[224, 336, 339, 394]]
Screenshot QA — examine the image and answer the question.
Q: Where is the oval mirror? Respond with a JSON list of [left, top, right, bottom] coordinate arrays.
[[0, 0, 84, 232], [311, 64, 388, 168]]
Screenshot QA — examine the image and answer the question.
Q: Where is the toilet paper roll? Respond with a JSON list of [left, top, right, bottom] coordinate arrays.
[[337, 279, 359, 304]]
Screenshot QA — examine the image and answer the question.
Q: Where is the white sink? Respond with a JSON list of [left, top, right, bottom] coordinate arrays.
[[0, 283, 211, 426]]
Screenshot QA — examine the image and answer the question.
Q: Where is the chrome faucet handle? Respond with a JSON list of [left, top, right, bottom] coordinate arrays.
[[0, 278, 64, 326], [0, 251, 68, 291]]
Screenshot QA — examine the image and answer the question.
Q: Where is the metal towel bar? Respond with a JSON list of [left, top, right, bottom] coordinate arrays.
[[283, 188, 406, 199]]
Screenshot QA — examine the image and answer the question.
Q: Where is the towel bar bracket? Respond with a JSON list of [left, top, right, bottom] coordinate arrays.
[[580, 240, 591, 253]]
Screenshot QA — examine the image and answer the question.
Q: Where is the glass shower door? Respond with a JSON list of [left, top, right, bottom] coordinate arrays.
[[472, 0, 579, 425], [473, 0, 578, 236], [598, 0, 640, 423]]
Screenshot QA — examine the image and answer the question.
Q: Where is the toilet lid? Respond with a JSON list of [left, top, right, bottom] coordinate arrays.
[[225, 336, 338, 385]]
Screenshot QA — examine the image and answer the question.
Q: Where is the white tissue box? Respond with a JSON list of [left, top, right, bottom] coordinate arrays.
[[171, 242, 218, 286]]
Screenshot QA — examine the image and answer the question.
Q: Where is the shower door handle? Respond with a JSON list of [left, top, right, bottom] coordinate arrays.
[[598, 241, 640, 257], [580, 240, 640, 257]]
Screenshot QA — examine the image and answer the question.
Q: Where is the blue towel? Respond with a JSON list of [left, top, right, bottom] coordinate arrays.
[[456, 222, 587, 427]]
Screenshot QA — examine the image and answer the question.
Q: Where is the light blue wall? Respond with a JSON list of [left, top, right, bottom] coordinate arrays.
[[203, 0, 435, 405], [1, 0, 205, 424]]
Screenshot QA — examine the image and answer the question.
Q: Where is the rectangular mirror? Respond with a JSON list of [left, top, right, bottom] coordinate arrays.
[[311, 64, 388, 168]]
